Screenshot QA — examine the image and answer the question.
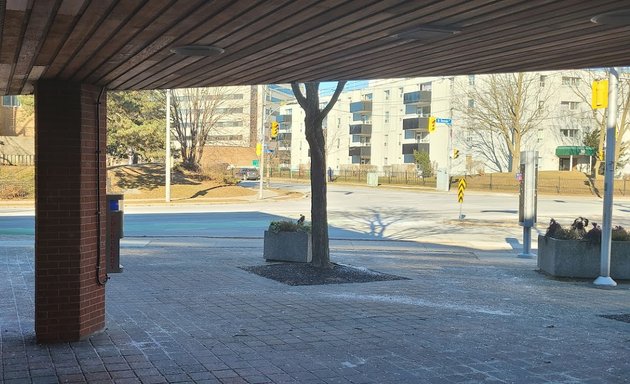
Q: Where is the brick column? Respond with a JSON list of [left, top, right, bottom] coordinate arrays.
[[34, 81, 107, 343]]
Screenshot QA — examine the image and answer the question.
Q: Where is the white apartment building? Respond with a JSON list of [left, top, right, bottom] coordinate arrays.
[[282, 70, 623, 176]]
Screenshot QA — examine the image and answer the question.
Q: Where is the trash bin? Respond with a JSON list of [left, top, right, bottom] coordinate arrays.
[[106, 194, 124, 273]]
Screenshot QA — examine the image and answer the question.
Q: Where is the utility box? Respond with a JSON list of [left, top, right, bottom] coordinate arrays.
[[106, 194, 124, 273]]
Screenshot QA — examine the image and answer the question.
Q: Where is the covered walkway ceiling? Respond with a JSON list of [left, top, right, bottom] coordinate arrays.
[[2, 0, 630, 95]]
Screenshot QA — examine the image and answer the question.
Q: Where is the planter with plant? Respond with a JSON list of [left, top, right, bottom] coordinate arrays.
[[263, 216, 312, 263], [538, 217, 630, 279]]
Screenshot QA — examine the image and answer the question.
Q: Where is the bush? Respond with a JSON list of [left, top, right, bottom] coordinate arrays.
[[544, 217, 630, 243], [0, 184, 30, 199], [268, 220, 311, 233]]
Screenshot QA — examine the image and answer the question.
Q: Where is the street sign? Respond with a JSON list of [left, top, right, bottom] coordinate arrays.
[[457, 178, 467, 203], [436, 117, 452, 125]]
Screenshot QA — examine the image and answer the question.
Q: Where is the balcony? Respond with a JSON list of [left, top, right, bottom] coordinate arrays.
[[403, 90, 431, 105], [350, 100, 372, 113], [403, 117, 430, 130], [402, 143, 429, 155], [276, 114, 292, 123], [349, 124, 372, 135], [349, 146, 371, 157], [277, 132, 291, 142]]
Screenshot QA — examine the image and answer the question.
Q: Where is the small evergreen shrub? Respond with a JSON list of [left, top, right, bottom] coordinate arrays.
[[268, 220, 311, 233]]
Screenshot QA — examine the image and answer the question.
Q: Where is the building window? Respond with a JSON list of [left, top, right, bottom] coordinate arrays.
[[561, 129, 578, 138], [216, 121, 243, 127], [384, 111, 390, 123], [468, 75, 475, 86], [399, 87, 404, 98], [2, 95, 19, 107], [384, 157, 388, 165], [538, 101, 545, 110], [560, 101, 580, 110], [562, 77, 580, 86], [337, 139, 340, 148], [420, 82, 432, 91], [539, 75, 547, 87], [384, 134, 388, 146], [206, 134, 243, 141], [384, 90, 390, 100], [285, 108, 292, 115], [363, 93, 373, 100], [215, 107, 243, 114], [468, 99, 475, 109]]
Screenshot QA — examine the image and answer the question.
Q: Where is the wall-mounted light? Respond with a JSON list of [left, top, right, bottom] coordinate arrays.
[[170, 45, 225, 56], [591, 10, 630, 26]]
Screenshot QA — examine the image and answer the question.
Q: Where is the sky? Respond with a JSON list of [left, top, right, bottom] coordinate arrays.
[[319, 80, 368, 96]]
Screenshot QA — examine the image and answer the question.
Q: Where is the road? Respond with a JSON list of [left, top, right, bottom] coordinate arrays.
[[1, 182, 628, 250]]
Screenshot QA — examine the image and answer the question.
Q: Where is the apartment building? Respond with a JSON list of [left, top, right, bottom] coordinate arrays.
[[282, 70, 617, 175]]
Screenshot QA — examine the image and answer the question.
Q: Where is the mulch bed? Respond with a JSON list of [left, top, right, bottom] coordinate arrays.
[[240, 263, 409, 286]]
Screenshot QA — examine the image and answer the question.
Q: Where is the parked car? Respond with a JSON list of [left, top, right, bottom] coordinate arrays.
[[237, 167, 260, 180]]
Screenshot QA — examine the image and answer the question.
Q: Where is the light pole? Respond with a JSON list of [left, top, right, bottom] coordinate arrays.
[[165, 89, 171, 203]]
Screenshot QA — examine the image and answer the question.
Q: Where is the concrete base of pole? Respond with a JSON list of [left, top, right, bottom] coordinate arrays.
[[517, 252, 536, 259], [593, 276, 617, 287]]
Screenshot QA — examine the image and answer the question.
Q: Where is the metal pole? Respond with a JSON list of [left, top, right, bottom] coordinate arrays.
[[165, 89, 171, 203], [594, 68, 618, 287], [258, 86, 266, 199]]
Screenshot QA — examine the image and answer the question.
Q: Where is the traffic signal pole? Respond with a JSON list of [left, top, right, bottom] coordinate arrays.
[[594, 68, 619, 287]]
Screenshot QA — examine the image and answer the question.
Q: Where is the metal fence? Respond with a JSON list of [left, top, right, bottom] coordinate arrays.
[[0, 154, 35, 166], [268, 169, 437, 187]]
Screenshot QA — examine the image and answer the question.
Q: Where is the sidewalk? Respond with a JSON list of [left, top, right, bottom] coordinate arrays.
[[1, 237, 629, 383]]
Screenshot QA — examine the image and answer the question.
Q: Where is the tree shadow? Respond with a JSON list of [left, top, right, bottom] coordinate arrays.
[[110, 163, 201, 190]]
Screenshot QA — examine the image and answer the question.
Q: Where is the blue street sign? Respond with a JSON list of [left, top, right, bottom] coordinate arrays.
[[436, 118, 452, 125]]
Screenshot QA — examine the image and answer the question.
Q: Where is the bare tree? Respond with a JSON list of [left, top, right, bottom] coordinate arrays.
[[454, 73, 551, 172], [170, 87, 244, 170], [569, 69, 630, 176], [291, 81, 347, 268]]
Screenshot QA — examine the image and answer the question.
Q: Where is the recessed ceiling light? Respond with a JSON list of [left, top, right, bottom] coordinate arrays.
[[392, 25, 460, 41], [591, 10, 630, 26], [170, 45, 225, 57]]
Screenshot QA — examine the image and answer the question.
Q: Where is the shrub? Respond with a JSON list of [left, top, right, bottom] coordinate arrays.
[[268, 220, 311, 233], [0, 184, 30, 199], [544, 218, 630, 242]]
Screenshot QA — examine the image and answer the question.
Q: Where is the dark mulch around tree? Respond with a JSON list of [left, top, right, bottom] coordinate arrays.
[[599, 314, 630, 324], [240, 263, 410, 286]]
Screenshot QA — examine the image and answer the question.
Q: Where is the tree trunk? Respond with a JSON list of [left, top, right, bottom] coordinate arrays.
[[291, 81, 346, 269], [307, 115, 330, 267]]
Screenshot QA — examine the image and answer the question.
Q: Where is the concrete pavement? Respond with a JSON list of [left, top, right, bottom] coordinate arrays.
[[1, 236, 629, 383]]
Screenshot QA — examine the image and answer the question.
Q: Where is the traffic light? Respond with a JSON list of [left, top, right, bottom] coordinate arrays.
[[428, 116, 436, 133], [453, 149, 459, 159], [270, 121, 279, 139]]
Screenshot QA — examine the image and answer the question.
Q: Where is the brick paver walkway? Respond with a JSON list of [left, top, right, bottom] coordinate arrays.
[[1, 237, 629, 383]]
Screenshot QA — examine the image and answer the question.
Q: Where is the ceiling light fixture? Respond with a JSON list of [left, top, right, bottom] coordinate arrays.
[[591, 10, 630, 26], [392, 25, 461, 41], [170, 45, 225, 57]]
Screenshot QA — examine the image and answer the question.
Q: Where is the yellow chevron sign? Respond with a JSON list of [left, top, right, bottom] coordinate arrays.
[[457, 178, 466, 203]]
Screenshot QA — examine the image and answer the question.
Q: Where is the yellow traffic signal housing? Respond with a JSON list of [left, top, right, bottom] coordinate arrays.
[[592, 79, 608, 110], [270, 121, 279, 139], [453, 149, 459, 159], [427, 116, 436, 133], [256, 143, 262, 156]]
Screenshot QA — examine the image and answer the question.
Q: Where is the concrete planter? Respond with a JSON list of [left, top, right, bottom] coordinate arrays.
[[537, 235, 630, 279], [263, 230, 312, 263]]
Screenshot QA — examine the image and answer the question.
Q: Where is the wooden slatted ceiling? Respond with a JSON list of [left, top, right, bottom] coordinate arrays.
[[2, 0, 630, 95]]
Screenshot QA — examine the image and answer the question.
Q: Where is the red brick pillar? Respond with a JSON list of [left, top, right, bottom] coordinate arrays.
[[34, 81, 107, 343]]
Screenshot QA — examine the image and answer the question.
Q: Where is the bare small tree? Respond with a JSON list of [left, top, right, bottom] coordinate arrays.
[[454, 73, 551, 173], [291, 81, 347, 268], [170, 87, 244, 170]]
